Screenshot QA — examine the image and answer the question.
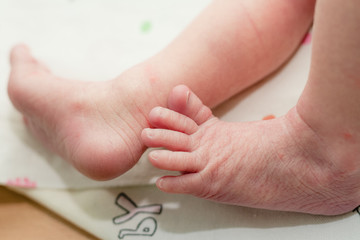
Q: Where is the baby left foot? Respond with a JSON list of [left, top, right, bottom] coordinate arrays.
[[8, 45, 160, 180], [142, 85, 360, 215]]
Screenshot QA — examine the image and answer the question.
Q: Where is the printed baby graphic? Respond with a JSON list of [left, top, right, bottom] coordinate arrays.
[[113, 193, 162, 239]]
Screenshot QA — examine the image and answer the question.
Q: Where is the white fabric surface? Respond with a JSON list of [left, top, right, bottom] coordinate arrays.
[[2, 1, 360, 239], [13, 186, 360, 240]]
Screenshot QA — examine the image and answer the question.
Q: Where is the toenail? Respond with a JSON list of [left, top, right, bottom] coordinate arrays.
[[150, 151, 158, 160], [145, 129, 154, 138], [186, 91, 190, 104], [157, 178, 164, 189], [153, 106, 163, 112], [152, 107, 164, 117]]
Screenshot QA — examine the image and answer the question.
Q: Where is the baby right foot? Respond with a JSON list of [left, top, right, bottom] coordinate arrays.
[[142, 85, 360, 215]]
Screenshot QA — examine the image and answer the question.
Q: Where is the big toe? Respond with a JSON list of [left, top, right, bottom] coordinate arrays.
[[167, 85, 212, 125], [8, 45, 60, 113], [10, 44, 49, 74], [10, 44, 32, 65]]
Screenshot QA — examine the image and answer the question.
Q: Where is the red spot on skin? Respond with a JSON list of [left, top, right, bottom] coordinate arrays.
[[301, 33, 312, 45], [23, 116, 29, 125], [149, 75, 157, 84], [343, 132, 356, 143], [342, 71, 360, 89], [144, 62, 158, 85], [262, 114, 276, 120]]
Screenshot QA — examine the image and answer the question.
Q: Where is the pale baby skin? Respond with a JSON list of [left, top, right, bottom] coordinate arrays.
[[142, 85, 359, 215]]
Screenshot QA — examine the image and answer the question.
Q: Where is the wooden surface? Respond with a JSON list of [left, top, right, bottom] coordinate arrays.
[[0, 186, 98, 239]]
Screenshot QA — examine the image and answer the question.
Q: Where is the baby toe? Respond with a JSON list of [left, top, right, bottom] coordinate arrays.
[[148, 106, 198, 134], [168, 85, 213, 125], [141, 128, 193, 151], [156, 174, 204, 194], [149, 150, 203, 172]]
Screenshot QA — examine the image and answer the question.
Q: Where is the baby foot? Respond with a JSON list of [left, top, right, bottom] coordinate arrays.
[[142, 85, 360, 215], [8, 45, 160, 180]]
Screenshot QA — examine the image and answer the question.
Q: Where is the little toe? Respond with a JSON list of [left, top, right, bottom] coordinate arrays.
[[149, 150, 203, 172], [141, 128, 193, 151], [148, 106, 198, 134], [168, 85, 213, 125], [8, 45, 74, 119], [156, 174, 204, 194]]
